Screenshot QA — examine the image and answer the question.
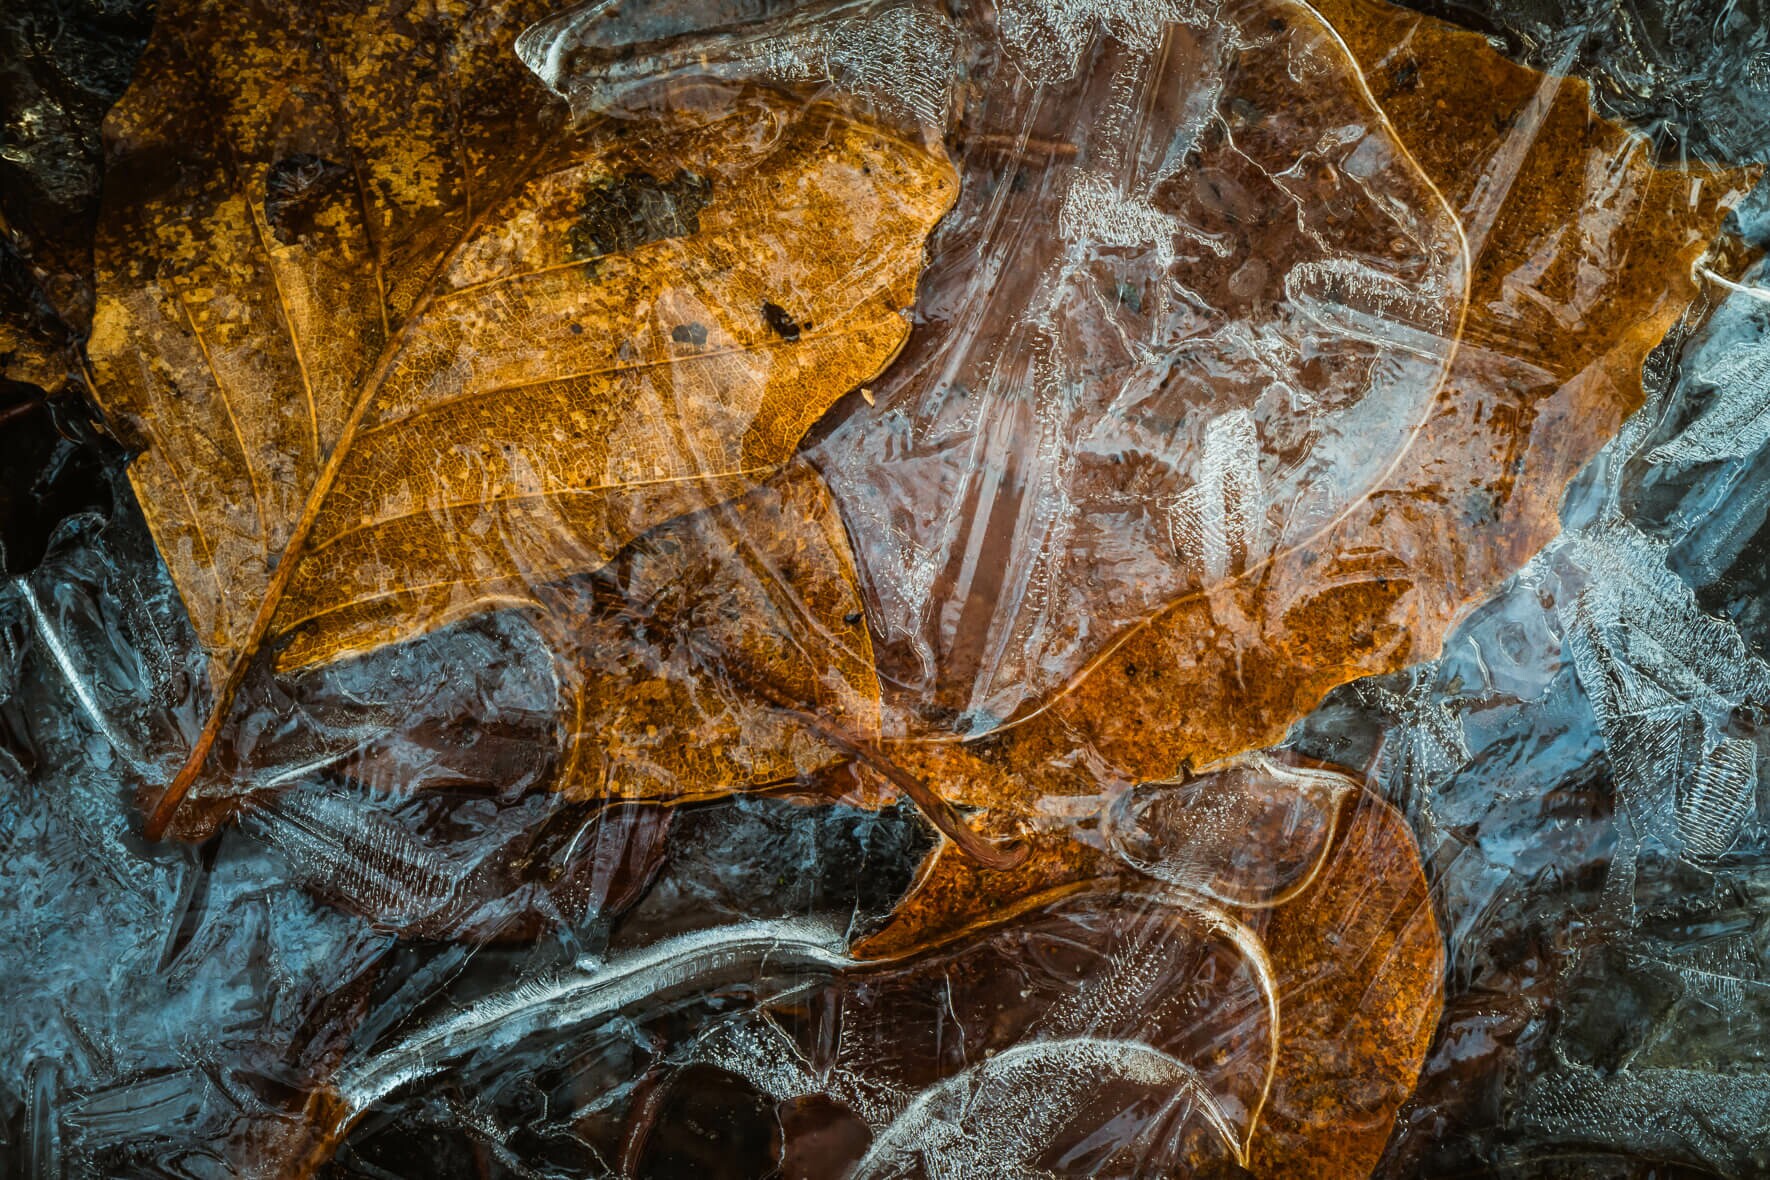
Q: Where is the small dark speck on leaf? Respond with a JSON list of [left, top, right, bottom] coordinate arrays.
[[671, 323, 708, 346], [762, 302, 801, 342]]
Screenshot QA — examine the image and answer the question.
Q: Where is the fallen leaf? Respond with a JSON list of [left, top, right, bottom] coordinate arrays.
[[826, 0, 1754, 949], [1246, 786, 1443, 1179], [85, 0, 956, 836], [158, 461, 880, 849], [813, 0, 1468, 730], [855, 757, 1441, 1178], [993, 0, 1756, 782]]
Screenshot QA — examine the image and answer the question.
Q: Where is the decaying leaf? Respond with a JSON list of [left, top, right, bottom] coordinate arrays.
[[833, 0, 1755, 948], [853, 758, 1441, 1178], [812, 0, 1468, 731], [157, 460, 878, 843], [85, 0, 956, 836], [1247, 787, 1443, 1179]]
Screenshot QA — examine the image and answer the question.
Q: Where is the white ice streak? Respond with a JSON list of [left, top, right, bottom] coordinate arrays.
[[16, 579, 150, 775], [1285, 257, 1457, 358], [333, 916, 850, 1117]]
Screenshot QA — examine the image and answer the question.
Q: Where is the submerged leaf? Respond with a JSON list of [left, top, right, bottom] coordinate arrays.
[[825, 0, 1754, 953], [857, 758, 1440, 1178], [86, 0, 955, 834]]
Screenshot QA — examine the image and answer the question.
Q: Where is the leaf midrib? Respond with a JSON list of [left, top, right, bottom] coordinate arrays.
[[143, 78, 563, 834]]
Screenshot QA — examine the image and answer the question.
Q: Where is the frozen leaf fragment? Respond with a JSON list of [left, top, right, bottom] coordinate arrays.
[[539, 462, 883, 805], [86, 0, 956, 835]]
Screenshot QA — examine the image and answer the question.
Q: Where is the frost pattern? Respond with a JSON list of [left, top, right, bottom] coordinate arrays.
[[1633, 933, 1761, 1014], [1559, 521, 1770, 888], [1170, 408, 1264, 579], [999, 0, 1210, 81], [1646, 339, 1770, 464], [751, 3, 960, 127], [1058, 170, 1187, 270], [1359, 661, 1471, 804], [1515, 1059, 1770, 1171], [245, 792, 453, 926], [853, 1037, 1239, 1177], [1284, 257, 1459, 353], [1678, 736, 1758, 865]]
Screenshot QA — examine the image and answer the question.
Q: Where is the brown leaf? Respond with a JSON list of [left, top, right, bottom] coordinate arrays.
[[814, 0, 1753, 948], [993, 0, 1755, 779], [813, 0, 1467, 731], [164, 461, 878, 846], [1247, 788, 1443, 1179], [162, 459, 881, 859], [852, 753, 1349, 959], [263, 766, 1426, 1174], [855, 758, 1440, 1177], [271, 886, 1279, 1176], [85, 0, 955, 836]]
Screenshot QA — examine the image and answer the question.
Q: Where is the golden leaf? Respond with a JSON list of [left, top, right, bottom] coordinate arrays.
[[1247, 787, 1442, 1179], [84, 0, 955, 836], [155, 462, 886, 847], [838, 0, 1756, 948]]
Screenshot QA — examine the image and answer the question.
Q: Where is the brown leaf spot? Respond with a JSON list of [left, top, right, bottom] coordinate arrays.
[[566, 169, 712, 260], [263, 154, 350, 246]]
